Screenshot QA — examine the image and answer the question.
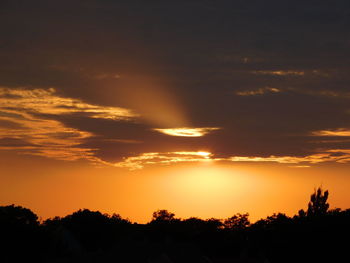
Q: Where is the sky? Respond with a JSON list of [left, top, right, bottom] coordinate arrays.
[[1, 0, 350, 223]]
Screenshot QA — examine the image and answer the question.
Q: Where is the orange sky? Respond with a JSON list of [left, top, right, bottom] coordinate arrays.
[[1, 151, 349, 223]]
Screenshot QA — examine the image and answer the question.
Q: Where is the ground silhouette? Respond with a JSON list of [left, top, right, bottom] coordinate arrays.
[[0, 187, 349, 263]]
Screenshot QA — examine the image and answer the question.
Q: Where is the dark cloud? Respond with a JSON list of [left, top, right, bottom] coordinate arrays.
[[1, 0, 350, 167]]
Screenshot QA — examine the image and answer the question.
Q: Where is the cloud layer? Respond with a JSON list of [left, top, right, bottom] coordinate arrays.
[[1, 1, 350, 169], [0, 87, 136, 161]]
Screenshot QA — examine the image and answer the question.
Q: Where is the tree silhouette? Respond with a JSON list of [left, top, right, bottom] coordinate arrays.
[[206, 218, 223, 229], [151, 209, 176, 222], [44, 209, 131, 252], [0, 204, 39, 226], [0, 205, 43, 261], [306, 187, 329, 217], [224, 213, 250, 230], [0, 189, 349, 263]]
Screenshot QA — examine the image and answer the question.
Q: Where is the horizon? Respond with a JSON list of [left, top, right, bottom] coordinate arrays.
[[3, 162, 349, 224], [2, 184, 346, 224]]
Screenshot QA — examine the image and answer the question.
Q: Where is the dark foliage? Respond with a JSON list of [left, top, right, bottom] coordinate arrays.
[[307, 187, 330, 216], [0, 205, 48, 262], [0, 188, 349, 263]]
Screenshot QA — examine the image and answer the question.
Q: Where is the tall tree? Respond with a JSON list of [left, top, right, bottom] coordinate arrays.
[[307, 187, 329, 216]]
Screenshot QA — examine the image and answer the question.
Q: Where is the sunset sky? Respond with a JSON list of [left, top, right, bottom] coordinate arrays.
[[1, 0, 350, 223]]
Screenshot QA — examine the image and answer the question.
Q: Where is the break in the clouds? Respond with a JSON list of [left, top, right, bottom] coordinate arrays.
[[1, 0, 350, 169]]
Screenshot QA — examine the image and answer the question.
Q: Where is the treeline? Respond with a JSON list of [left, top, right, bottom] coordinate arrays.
[[0, 188, 349, 263]]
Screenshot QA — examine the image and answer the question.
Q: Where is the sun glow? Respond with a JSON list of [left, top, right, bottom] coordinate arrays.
[[175, 166, 240, 195], [157, 165, 258, 218], [154, 127, 220, 137]]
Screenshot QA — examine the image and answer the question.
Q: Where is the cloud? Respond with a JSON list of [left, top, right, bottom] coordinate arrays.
[[112, 151, 213, 170], [2, 87, 349, 169], [235, 87, 280, 96], [227, 154, 331, 164], [235, 86, 350, 99], [154, 127, 220, 137], [0, 108, 95, 161], [1, 1, 350, 170], [312, 129, 350, 137], [0, 87, 137, 120], [252, 70, 305, 76], [104, 149, 350, 170], [227, 149, 350, 165], [0, 87, 137, 162], [0, 88, 221, 166]]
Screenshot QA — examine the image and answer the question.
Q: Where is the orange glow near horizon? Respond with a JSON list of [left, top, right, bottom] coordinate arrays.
[[1, 153, 349, 224]]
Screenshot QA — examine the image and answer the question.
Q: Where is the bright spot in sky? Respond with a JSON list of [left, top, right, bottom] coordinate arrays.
[[159, 165, 258, 218], [154, 127, 220, 137]]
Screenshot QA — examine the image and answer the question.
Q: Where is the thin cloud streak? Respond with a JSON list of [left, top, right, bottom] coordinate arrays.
[[107, 149, 350, 170], [236, 87, 280, 96], [252, 70, 305, 76], [0, 87, 137, 120], [312, 129, 350, 137], [154, 127, 220, 137], [112, 151, 213, 170], [0, 87, 137, 162], [226, 150, 350, 165], [0, 108, 96, 161]]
